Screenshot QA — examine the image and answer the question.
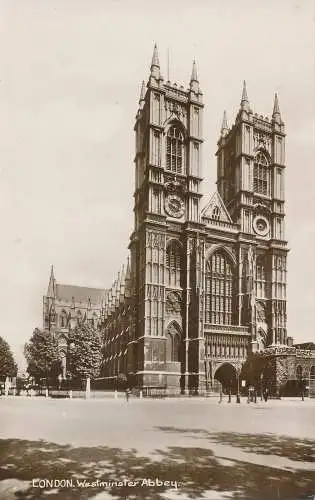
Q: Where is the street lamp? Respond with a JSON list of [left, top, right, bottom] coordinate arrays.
[[236, 368, 241, 404]]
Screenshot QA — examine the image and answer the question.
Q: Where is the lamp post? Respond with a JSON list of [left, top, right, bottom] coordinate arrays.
[[260, 372, 263, 401], [236, 367, 241, 404]]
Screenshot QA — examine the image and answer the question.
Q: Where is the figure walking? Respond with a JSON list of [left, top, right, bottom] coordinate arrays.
[[125, 387, 130, 403]]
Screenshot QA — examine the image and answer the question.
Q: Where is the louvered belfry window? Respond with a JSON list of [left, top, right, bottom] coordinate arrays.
[[166, 241, 182, 287], [166, 126, 184, 174], [253, 152, 270, 196]]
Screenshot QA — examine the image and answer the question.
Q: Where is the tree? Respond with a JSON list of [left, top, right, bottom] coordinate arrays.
[[0, 336, 17, 380], [24, 328, 62, 385], [68, 323, 102, 380]]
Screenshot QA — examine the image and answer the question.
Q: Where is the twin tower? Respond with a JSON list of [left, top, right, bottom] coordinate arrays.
[[103, 44, 288, 393]]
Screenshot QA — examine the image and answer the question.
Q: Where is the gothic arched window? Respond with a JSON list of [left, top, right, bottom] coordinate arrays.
[[211, 205, 221, 220], [165, 323, 181, 362], [166, 241, 182, 288], [166, 125, 184, 174], [254, 152, 270, 196], [256, 256, 266, 299], [60, 310, 68, 328], [205, 251, 234, 325]]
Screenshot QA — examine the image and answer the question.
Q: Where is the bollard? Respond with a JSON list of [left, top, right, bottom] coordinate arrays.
[[45, 389, 49, 398], [114, 390, 118, 399], [13, 388, 16, 397], [139, 390, 143, 399]]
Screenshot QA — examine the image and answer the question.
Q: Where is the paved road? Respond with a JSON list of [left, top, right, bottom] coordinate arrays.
[[0, 396, 314, 499]]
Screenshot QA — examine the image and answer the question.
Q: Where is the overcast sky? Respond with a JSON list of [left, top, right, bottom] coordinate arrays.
[[0, 0, 314, 368]]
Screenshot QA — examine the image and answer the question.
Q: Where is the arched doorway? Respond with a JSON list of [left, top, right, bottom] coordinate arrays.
[[214, 363, 237, 394], [165, 321, 181, 362]]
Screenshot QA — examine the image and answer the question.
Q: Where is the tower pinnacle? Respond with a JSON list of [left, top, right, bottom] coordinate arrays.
[[220, 110, 229, 137], [47, 265, 56, 298], [190, 59, 199, 93], [272, 93, 281, 123], [240, 80, 250, 112], [151, 43, 160, 69], [190, 59, 198, 83], [139, 80, 146, 103], [150, 43, 162, 81]]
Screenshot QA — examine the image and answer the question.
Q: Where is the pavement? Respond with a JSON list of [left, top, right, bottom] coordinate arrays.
[[0, 396, 314, 499]]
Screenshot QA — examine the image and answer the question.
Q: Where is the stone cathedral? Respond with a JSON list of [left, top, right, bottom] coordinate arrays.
[[102, 44, 289, 395], [44, 45, 315, 396]]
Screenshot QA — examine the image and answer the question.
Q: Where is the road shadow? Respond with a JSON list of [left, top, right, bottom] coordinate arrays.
[[157, 427, 315, 463], [0, 437, 314, 499]]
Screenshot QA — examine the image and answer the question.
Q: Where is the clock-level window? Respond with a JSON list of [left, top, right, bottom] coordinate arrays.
[[166, 126, 184, 174], [253, 152, 270, 196]]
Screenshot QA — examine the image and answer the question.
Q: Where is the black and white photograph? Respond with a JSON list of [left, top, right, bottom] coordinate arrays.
[[0, 0, 314, 498]]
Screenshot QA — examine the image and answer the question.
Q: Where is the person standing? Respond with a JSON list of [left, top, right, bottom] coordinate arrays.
[[125, 387, 130, 403]]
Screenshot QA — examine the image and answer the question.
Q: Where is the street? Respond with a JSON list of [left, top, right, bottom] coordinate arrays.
[[0, 396, 314, 499]]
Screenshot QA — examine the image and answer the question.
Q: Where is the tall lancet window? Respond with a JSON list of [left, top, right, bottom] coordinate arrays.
[[205, 252, 234, 325], [256, 256, 267, 299], [166, 241, 182, 288], [166, 126, 184, 174], [253, 152, 270, 196]]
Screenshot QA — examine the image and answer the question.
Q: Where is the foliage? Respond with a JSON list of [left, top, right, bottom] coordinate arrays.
[[68, 323, 102, 380], [24, 328, 62, 384], [0, 336, 17, 380]]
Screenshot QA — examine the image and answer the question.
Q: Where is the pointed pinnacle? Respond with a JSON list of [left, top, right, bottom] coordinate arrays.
[[273, 93, 281, 117], [190, 59, 198, 83], [241, 80, 248, 103], [151, 43, 160, 68], [221, 110, 228, 133], [50, 265, 54, 278], [139, 80, 146, 102]]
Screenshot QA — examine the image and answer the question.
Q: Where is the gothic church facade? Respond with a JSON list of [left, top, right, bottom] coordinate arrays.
[[100, 45, 290, 394]]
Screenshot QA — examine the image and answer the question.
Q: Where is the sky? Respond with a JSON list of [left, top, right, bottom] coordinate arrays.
[[0, 0, 314, 369]]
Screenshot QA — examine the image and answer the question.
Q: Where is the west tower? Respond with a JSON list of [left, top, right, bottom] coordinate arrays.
[[129, 45, 205, 392], [216, 84, 288, 350]]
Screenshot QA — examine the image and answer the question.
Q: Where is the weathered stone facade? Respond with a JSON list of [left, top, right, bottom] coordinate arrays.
[[43, 45, 314, 396], [43, 266, 106, 377], [100, 45, 295, 395]]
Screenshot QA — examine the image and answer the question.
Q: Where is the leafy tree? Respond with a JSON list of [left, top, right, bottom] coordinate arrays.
[[0, 336, 17, 380], [24, 328, 62, 385], [68, 323, 102, 380]]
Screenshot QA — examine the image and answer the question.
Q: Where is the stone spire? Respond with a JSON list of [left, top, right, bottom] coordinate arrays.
[[151, 43, 160, 68], [150, 43, 161, 80], [139, 80, 146, 106], [190, 59, 199, 93], [272, 93, 281, 123], [220, 110, 229, 137], [125, 256, 132, 298], [47, 265, 56, 298], [240, 80, 250, 112], [115, 272, 121, 306], [120, 264, 126, 302]]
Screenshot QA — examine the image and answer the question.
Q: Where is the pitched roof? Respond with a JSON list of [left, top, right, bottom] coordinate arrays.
[[201, 191, 232, 223], [55, 284, 107, 305]]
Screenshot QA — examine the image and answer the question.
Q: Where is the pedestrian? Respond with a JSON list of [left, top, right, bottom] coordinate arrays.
[[125, 387, 130, 403]]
